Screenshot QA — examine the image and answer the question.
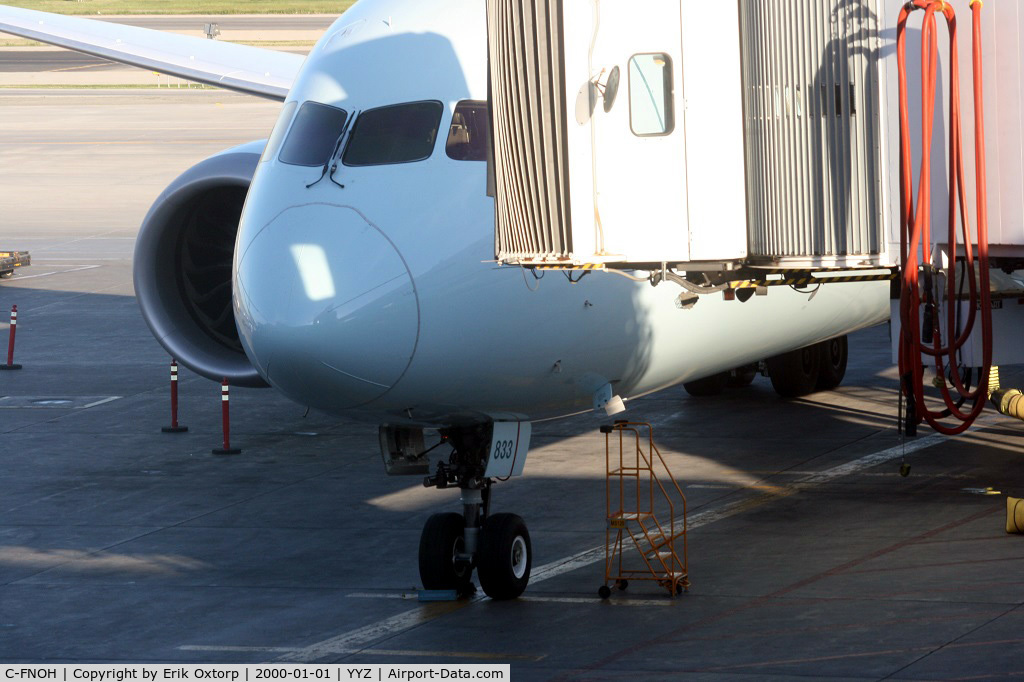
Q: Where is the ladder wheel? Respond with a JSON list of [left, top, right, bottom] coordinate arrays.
[[418, 512, 472, 592], [598, 585, 611, 599], [815, 336, 848, 390], [478, 513, 531, 600], [615, 579, 628, 591]]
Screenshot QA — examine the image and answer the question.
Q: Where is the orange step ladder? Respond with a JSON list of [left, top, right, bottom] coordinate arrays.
[[599, 421, 689, 598]]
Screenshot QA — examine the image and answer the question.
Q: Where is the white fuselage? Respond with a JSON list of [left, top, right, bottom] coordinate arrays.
[[232, 0, 890, 427]]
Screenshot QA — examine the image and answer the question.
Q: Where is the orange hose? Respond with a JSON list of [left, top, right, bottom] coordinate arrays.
[[897, 1, 992, 435]]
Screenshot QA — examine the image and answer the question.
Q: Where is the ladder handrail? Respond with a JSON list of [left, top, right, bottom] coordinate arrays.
[[618, 425, 688, 566], [603, 421, 690, 594]]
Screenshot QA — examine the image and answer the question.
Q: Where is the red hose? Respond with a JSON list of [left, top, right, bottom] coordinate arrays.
[[897, 0, 992, 435]]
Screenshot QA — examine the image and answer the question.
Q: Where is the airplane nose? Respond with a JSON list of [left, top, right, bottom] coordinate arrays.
[[235, 202, 419, 410]]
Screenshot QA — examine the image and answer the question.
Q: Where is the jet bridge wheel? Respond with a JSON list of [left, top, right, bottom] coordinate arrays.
[[815, 336, 848, 390], [477, 513, 531, 600], [766, 345, 821, 398], [418, 512, 472, 593]]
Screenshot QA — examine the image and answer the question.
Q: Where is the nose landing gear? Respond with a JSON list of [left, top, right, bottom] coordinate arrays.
[[477, 512, 531, 600], [419, 424, 532, 600], [418, 512, 473, 594]]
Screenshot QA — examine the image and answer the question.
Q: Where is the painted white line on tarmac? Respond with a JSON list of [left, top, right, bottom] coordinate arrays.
[[798, 432, 948, 483], [276, 603, 469, 663], [180, 645, 299, 653], [271, 431, 958, 663], [345, 592, 671, 607], [79, 396, 122, 409], [519, 595, 672, 607], [9, 264, 101, 280], [346, 592, 416, 600], [530, 431, 954, 584]]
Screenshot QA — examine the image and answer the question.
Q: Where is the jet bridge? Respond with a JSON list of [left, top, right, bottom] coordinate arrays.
[[487, 0, 1024, 272], [486, 0, 889, 272], [485, 0, 1024, 436]]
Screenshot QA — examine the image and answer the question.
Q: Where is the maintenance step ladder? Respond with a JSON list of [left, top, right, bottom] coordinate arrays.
[[600, 421, 689, 599]]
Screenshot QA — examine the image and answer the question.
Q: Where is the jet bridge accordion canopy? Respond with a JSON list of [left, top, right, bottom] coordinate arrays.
[[739, 0, 885, 266], [486, 0, 574, 263], [486, 0, 889, 269]]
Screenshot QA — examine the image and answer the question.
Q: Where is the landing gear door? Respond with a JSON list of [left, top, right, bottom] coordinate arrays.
[[565, 0, 689, 263], [484, 421, 532, 479]]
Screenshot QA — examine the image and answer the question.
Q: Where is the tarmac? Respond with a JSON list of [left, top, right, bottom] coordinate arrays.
[[1, 25, 1024, 682]]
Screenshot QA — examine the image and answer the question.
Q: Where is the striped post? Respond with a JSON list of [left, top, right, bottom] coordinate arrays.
[[0, 305, 22, 370], [212, 378, 241, 455], [161, 359, 188, 433]]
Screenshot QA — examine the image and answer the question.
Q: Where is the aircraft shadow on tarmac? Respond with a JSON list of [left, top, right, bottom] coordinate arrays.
[[2, 285, 1024, 668]]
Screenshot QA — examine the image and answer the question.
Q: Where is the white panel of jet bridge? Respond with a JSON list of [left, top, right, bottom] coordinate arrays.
[[563, 0, 750, 264], [877, 0, 1024, 262]]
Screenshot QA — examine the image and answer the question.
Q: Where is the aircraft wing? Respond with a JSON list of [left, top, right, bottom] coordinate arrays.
[[0, 5, 306, 100]]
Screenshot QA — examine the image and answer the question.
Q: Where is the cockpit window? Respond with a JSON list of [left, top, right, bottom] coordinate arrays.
[[445, 101, 491, 162], [342, 101, 444, 167], [261, 100, 298, 163], [278, 101, 349, 167]]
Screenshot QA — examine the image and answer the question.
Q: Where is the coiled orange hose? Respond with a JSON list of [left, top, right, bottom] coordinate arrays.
[[896, 0, 992, 435]]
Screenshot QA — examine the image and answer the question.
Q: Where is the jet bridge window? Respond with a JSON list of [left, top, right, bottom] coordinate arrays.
[[278, 101, 349, 167], [446, 101, 491, 161], [628, 53, 674, 136], [343, 101, 444, 166]]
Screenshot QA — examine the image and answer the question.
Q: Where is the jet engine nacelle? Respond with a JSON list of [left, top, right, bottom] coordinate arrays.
[[133, 140, 267, 387]]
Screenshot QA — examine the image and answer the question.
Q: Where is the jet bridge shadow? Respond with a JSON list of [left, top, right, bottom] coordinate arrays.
[[808, 1, 948, 255]]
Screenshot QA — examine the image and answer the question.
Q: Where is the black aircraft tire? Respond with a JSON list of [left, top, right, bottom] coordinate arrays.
[[419, 512, 472, 592], [766, 345, 821, 398], [0, 271, 13, 279], [816, 336, 849, 390], [684, 372, 729, 397], [727, 364, 758, 388], [477, 513, 531, 600]]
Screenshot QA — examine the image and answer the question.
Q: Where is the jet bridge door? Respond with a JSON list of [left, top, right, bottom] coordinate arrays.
[[564, 1, 689, 264]]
